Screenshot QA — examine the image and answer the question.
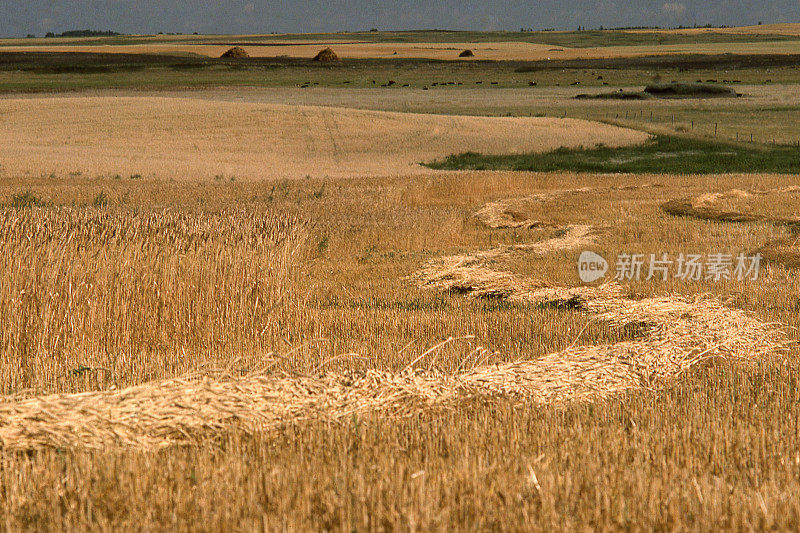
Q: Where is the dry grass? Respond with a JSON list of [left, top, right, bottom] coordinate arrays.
[[0, 283, 782, 452], [0, 207, 309, 395], [0, 97, 649, 180], [662, 186, 800, 225], [0, 210, 784, 451]]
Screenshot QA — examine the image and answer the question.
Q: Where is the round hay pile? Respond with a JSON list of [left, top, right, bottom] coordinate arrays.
[[459, 49, 475, 57], [220, 46, 249, 58], [313, 47, 340, 62]]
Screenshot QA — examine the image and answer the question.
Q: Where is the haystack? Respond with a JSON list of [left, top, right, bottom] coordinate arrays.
[[459, 49, 475, 57], [313, 47, 340, 62], [220, 46, 249, 58]]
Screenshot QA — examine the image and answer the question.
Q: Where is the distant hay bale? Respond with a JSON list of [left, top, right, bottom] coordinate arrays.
[[459, 49, 474, 57], [312, 47, 341, 62], [220, 46, 249, 59]]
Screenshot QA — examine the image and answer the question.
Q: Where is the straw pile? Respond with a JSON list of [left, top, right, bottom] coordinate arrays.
[[220, 46, 249, 58], [758, 235, 800, 269], [312, 47, 340, 62], [459, 49, 475, 57], [411, 224, 607, 305], [412, 202, 785, 407]]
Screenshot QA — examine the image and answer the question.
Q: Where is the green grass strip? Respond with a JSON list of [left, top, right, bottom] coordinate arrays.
[[425, 135, 800, 174]]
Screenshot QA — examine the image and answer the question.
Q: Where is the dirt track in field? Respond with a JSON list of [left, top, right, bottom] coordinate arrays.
[[0, 96, 649, 180]]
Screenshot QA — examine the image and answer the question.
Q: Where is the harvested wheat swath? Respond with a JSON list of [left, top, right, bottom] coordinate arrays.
[[411, 224, 607, 305], [475, 184, 663, 229], [0, 284, 783, 451], [413, 207, 786, 407], [757, 235, 800, 269]]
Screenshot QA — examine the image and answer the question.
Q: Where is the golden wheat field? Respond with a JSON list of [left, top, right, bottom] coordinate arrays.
[[0, 97, 648, 180], [2, 25, 800, 528], [1, 165, 800, 528]]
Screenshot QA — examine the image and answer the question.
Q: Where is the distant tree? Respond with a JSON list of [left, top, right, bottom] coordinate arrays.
[[45, 32, 55, 38], [59, 29, 120, 37], [26, 34, 35, 38]]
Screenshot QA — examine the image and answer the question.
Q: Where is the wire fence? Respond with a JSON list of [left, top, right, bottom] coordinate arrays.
[[550, 109, 800, 148]]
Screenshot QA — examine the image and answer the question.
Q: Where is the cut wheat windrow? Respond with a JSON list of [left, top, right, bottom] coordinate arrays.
[[0, 189, 787, 451]]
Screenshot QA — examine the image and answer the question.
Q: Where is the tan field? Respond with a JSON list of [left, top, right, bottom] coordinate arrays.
[[4, 38, 800, 60], [0, 96, 649, 180], [628, 22, 800, 36]]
